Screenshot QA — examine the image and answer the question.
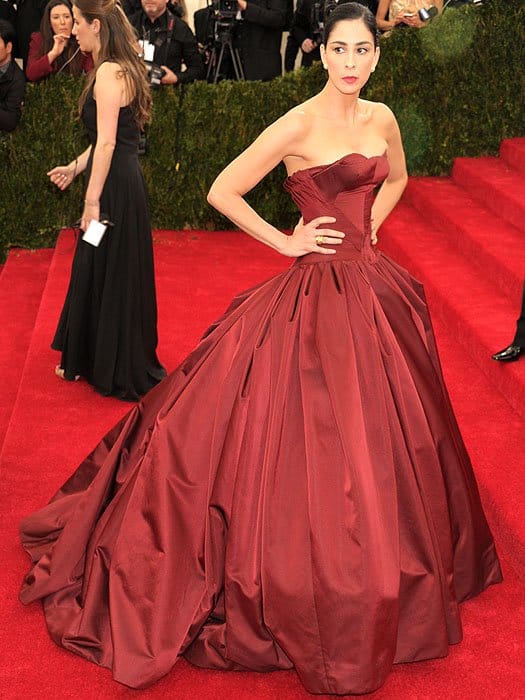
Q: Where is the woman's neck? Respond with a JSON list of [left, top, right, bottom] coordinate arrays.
[[311, 82, 361, 125]]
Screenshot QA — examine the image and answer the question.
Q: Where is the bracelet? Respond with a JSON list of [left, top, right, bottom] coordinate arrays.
[[84, 199, 99, 206], [71, 158, 78, 179]]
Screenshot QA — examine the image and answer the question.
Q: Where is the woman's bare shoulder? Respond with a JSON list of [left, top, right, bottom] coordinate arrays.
[[263, 105, 316, 151], [363, 99, 397, 124], [95, 61, 124, 81]]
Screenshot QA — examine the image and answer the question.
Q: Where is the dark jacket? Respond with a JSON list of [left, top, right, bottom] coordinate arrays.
[[290, 0, 321, 67], [129, 10, 204, 84], [239, 0, 289, 81], [291, 0, 378, 68], [15, 0, 48, 64], [0, 59, 26, 132]]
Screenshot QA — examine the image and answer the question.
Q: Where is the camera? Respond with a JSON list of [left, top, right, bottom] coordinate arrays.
[[145, 62, 167, 87], [418, 5, 438, 21], [215, 0, 238, 20], [197, 0, 244, 82]]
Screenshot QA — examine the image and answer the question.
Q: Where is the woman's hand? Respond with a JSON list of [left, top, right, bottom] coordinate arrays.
[[370, 217, 378, 245], [48, 33, 70, 62], [47, 163, 76, 190], [79, 200, 100, 232], [399, 12, 424, 27], [280, 216, 345, 258]]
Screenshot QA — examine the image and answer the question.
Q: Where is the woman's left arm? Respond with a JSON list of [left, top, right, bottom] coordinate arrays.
[[370, 104, 408, 243], [81, 62, 124, 230]]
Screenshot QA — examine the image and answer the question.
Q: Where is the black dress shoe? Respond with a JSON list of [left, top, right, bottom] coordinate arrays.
[[491, 344, 523, 362]]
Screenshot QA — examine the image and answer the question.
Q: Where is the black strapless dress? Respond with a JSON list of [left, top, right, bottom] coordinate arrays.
[[22, 153, 502, 695], [52, 89, 166, 400]]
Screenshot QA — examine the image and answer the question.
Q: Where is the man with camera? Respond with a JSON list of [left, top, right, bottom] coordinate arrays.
[[130, 0, 204, 86], [235, 0, 289, 81], [289, 0, 377, 69], [289, 0, 322, 69]]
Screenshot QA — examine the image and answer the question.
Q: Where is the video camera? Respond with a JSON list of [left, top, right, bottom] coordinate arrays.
[[195, 0, 244, 82], [213, 0, 238, 22], [145, 62, 167, 87]]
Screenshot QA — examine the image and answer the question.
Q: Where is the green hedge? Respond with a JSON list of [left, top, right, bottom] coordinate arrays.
[[0, 0, 523, 258]]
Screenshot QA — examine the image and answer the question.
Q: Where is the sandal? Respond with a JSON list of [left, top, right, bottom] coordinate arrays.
[[55, 365, 80, 382]]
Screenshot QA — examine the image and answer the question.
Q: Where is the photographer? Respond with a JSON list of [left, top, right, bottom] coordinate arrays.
[[290, 0, 322, 68], [130, 0, 204, 86], [236, 0, 289, 81], [290, 0, 378, 69]]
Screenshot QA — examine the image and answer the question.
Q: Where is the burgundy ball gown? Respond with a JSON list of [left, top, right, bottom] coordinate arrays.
[[20, 153, 502, 695]]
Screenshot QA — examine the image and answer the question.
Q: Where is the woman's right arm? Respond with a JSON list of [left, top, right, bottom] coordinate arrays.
[[376, 0, 402, 32], [207, 113, 345, 258], [47, 146, 92, 190]]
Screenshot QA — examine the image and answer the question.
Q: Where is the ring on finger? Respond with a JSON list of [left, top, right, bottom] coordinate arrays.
[[315, 235, 324, 245]]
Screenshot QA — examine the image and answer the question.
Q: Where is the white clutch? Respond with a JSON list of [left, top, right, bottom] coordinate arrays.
[[82, 219, 108, 247]]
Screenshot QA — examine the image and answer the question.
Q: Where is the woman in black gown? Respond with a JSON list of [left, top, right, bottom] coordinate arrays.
[[21, 2, 502, 695], [47, 0, 165, 400]]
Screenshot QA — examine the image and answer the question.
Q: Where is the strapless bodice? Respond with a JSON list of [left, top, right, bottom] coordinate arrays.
[[284, 152, 389, 264]]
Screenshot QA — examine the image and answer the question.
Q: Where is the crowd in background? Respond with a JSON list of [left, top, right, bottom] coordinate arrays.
[[1, 0, 475, 133]]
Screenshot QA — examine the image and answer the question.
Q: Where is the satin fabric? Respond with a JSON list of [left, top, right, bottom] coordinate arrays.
[[20, 153, 502, 695]]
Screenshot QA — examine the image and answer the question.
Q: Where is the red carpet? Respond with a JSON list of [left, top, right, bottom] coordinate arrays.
[[0, 140, 524, 698], [0, 248, 53, 450]]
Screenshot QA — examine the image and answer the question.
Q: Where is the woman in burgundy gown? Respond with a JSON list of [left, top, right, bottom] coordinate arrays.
[[20, 2, 502, 695]]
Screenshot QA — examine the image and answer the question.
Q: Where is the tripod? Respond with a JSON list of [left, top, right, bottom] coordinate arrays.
[[206, 21, 245, 83]]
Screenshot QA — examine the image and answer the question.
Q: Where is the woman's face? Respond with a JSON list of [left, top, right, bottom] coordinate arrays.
[[49, 4, 73, 36], [320, 19, 380, 95], [72, 5, 98, 53]]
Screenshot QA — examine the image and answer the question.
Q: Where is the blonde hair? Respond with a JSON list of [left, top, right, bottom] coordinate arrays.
[[75, 0, 151, 128]]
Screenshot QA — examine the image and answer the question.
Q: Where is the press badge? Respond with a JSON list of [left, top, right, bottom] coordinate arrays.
[[139, 39, 155, 63]]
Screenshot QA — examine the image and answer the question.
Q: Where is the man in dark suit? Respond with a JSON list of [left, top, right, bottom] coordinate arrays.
[[287, 0, 378, 72], [236, 0, 288, 81], [0, 19, 25, 133], [492, 281, 525, 362]]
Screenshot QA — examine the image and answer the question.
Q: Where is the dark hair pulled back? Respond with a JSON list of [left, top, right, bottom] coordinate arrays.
[[323, 1, 379, 47]]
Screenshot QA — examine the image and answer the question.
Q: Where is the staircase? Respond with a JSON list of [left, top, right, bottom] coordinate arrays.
[[380, 136, 525, 578]]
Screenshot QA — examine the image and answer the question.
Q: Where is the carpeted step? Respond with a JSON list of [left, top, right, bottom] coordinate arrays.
[[429, 313, 525, 581], [379, 201, 525, 421], [500, 137, 525, 176], [380, 204, 525, 577], [452, 156, 525, 234], [403, 177, 524, 303], [0, 248, 53, 455]]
